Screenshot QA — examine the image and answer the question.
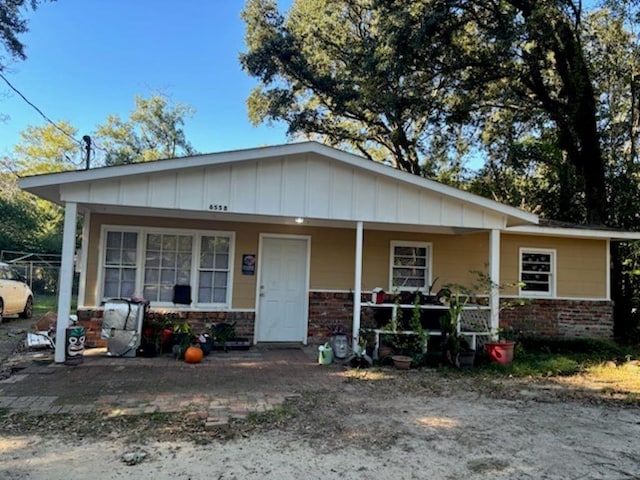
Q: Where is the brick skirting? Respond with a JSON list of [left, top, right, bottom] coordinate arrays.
[[77, 308, 255, 348], [77, 294, 613, 348], [499, 299, 614, 339]]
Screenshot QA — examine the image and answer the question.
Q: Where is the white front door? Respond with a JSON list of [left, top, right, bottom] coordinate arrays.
[[257, 236, 309, 343]]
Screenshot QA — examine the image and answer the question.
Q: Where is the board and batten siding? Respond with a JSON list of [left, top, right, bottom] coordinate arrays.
[[62, 153, 505, 229]]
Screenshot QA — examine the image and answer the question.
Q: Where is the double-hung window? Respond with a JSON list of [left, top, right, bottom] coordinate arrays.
[[519, 248, 555, 296], [103, 231, 138, 298], [100, 227, 233, 306], [390, 241, 432, 291], [143, 233, 193, 303], [198, 236, 230, 304]]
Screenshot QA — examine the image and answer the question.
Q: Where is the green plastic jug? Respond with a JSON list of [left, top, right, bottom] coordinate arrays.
[[318, 343, 333, 365]]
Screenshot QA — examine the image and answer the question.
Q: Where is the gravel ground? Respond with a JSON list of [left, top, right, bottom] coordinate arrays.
[[2, 315, 640, 479]]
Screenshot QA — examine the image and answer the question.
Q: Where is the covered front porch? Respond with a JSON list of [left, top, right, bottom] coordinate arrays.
[[19, 142, 537, 362]]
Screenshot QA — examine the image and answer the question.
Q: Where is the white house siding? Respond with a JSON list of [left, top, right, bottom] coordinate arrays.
[[60, 153, 505, 230]]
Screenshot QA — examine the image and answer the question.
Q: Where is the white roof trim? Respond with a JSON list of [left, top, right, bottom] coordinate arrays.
[[506, 225, 640, 241], [19, 141, 537, 225]]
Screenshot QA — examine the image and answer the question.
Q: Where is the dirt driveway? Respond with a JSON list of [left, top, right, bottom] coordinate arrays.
[[1, 365, 639, 480]]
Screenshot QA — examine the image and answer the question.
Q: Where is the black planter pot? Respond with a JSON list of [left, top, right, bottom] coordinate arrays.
[[458, 349, 476, 368]]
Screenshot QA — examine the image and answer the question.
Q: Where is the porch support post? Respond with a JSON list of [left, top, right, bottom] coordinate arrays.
[[76, 211, 90, 308], [353, 221, 363, 351], [489, 228, 501, 339], [55, 201, 77, 363]]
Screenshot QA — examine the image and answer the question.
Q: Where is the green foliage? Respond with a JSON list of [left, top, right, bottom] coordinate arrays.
[[241, 0, 464, 176], [0, 0, 51, 70], [1, 93, 196, 255], [483, 354, 582, 378], [241, 0, 608, 225], [13, 121, 80, 174], [475, 338, 637, 378], [95, 94, 196, 166]]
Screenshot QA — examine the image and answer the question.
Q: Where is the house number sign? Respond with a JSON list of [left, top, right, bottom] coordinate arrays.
[[208, 204, 228, 211]]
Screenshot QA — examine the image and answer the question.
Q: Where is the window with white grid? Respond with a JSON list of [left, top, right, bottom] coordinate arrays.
[[390, 241, 432, 291], [519, 248, 556, 297]]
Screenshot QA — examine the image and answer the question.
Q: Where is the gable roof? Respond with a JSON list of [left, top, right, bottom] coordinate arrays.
[[19, 141, 538, 230]]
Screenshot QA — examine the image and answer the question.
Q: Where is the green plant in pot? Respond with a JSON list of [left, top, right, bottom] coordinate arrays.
[[391, 291, 428, 368], [171, 320, 193, 360], [439, 291, 475, 368], [484, 326, 517, 365], [211, 322, 240, 351]]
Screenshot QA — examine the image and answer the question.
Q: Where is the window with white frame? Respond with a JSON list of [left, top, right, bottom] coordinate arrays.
[[103, 231, 138, 298], [519, 248, 555, 296], [143, 233, 193, 303], [198, 235, 230, 304], [390, 241, 432, 291], [100, 227, 233, 306]]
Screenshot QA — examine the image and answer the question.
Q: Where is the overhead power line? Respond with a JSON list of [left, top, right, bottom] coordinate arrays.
[[0, 71, 83, 148]]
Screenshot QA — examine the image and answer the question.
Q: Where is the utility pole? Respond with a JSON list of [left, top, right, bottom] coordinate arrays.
[[82, 135, 91, 170]]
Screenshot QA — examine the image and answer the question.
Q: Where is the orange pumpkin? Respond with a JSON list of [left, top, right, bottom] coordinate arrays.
[[184, 345, 203, 364]]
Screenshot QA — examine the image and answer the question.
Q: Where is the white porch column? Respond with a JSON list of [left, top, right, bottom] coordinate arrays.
[[55, 201, 77, 363], [489, 228, 501, 339], [76, 211, 90, 308], [353, 221, 363, 351]]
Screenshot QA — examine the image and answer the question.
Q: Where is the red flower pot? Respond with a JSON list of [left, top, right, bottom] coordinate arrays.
[[485, 341, 515, 365]]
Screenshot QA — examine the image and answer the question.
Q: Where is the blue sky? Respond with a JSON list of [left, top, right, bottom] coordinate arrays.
[[0, 0, 293, 158]]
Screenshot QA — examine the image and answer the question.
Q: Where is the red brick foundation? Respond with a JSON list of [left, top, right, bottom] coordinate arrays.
[[307, 292, 354, 344], [77, 308, 255, 348], [499, 299, 614, 339], [77, 295, 613, 348]]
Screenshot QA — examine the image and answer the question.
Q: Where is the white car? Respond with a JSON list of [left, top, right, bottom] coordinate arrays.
[[0, 262, 33, 322]]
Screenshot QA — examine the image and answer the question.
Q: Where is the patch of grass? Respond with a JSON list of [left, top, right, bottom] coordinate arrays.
[[463, 338, 638, 379], [586, 361, 640, 393], [246, 404, 292, 426], [32, 294, 77, 318], [520, 337, 631, 359]]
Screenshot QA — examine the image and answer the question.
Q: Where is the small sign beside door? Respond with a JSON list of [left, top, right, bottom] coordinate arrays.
[[242, 254, 256, 275]]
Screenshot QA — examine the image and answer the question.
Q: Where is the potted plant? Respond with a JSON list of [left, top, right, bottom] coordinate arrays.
[[484, 327, 517, 365], [440, 291, 476, 368], [171, 320, 193, 360], [211, 322, 251, 351], [346, 334, 373, 368], [391, 354, 413, 369]]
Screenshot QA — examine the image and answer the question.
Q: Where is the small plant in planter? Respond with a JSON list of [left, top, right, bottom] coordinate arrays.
[[345, 334, 373, 368], [439, 291, 475, 368], [138, 316, 167, 357], [171, 320, 193, 360], [211, 322, 251, 351], [484, 326, 518, 365], [378, 289, 427, 367]]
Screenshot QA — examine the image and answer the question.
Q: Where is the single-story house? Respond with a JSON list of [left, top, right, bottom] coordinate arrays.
[[19, 142, 640, 363]]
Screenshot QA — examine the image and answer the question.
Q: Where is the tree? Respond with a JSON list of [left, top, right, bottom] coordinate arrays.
[[241, 0, 467, 176], [1, 121, 81, 253], [12, 121, 81, 174], [0, 0, 50, 71], [583, 3, 640, 337], [1, 94, 197, 254], [242, 0, 608, 224], [95, 94, 196, 166], [0, 170, 42, 252]]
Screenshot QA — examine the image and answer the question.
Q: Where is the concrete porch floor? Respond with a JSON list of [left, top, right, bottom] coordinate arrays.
[[0, 346, 347, 428]]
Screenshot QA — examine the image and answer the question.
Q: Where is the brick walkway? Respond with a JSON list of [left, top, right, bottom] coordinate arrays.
[[0, 346, 345, 428]]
